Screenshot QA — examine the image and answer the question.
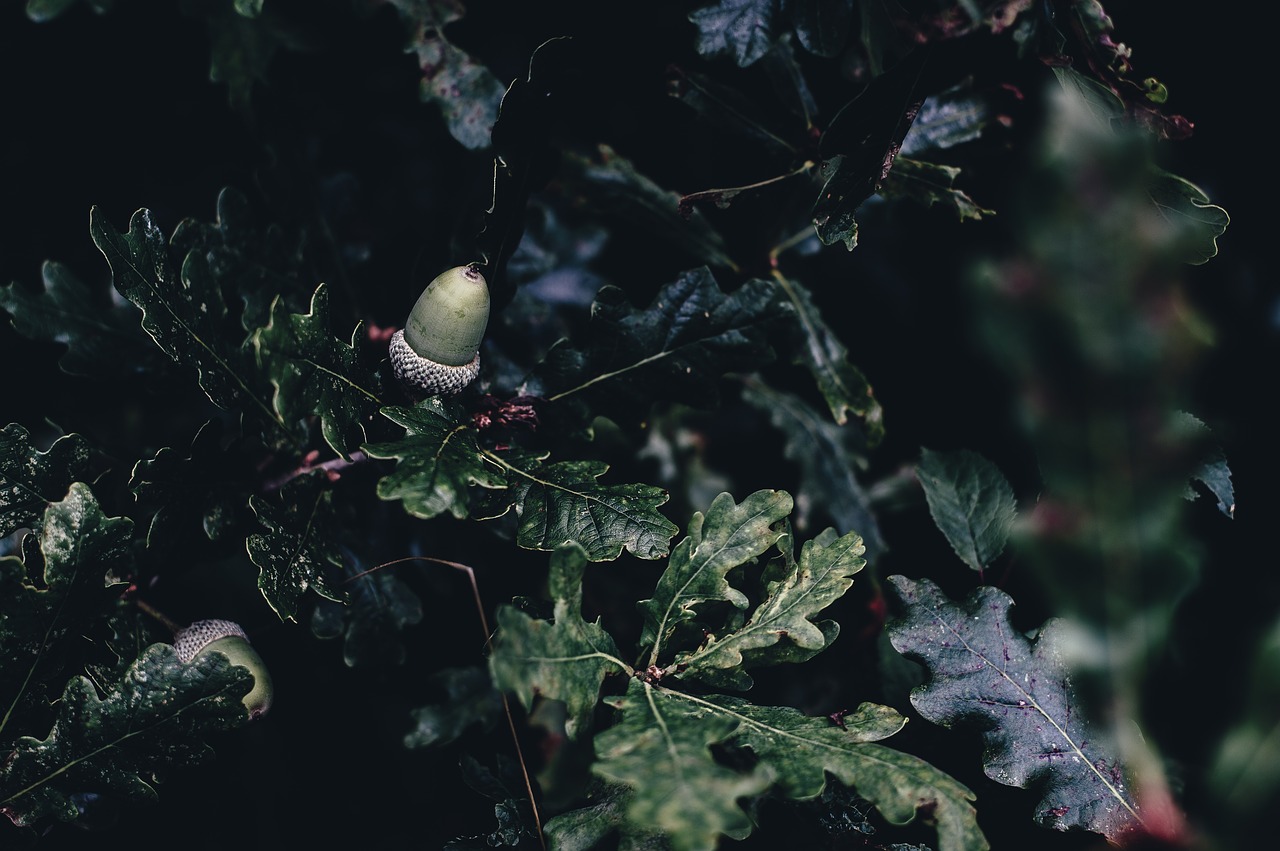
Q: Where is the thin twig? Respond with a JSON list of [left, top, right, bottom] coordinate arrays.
[[346, 555, 547, 851], [133, 598, 183, 636], [262, 450, 369, 493]]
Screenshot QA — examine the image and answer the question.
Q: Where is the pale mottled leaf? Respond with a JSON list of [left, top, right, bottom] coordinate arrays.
[[675, 526, 865, 688], [638, 490, 792, 663], [689, 0, 780, 67]]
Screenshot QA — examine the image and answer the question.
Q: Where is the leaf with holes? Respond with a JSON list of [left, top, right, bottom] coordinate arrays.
[[0, 425, 91, 538], [365, 400, 507, 521], [0, 483, 132, 744], [246, 473, 347, 622], [252, 284, 383, 459], [885, 576, 1143, 842], [483, 449, 679, 561], [0, 644, 251, 826], [490, 543, 626, 738]]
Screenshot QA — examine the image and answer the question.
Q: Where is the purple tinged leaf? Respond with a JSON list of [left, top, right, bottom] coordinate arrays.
[[689, 0, 782, 67], [885, 576, 1144, 842]]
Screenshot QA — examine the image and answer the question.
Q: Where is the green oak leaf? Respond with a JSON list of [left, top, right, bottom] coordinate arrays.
[[0, 644, 251, 826], [772, 275, 884, 441], [594, 679, 770, 851], [531, 267, 781, 428], [886, 576, 1142, 842], [915, 448, 1016, 573], [129, 420, 254, 551], [246, 473, 346, 622], [403, 666, 502, 749], [880, 157, 994, 222], [638, 489, 792, 664], [689, 0, 780, 67], [0, 424, 90, 537], [484, 449, 680, 561], [659, 690, 987, 851], [741, 380, 884, 554], [252, 283, 383, 459], [490, 543, 627, 738], [0, 484, 132, 742], [0, 261, 157, 379], [365, 400, 507, 521], [89, 206, 292, 448], [674, 526, 865, 689]]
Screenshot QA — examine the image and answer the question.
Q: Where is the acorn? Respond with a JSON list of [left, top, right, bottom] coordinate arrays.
[[389, 263, 490, 397], [173, 619, 274, 719]]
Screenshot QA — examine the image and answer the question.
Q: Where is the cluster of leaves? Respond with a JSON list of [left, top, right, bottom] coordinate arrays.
[[0, 0, 1254, 850]]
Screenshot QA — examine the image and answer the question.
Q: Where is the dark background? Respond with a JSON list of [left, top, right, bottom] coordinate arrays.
[[1, 2, 1270, 849]]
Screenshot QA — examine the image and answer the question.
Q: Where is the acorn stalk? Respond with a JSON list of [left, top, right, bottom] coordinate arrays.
[[390, 263, 490, 396]]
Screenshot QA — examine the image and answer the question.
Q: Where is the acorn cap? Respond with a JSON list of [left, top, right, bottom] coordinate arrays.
[[390, 263, 489, 396], [174, 619, 274, 719]]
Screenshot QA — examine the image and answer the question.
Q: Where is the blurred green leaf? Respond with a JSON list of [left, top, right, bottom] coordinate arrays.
[[246, 473, 347, 621], [387, 2, 505, 151], [0, 484, 132, 743], [490, 543, 626, 738], [880, 157, 994, 221], [886, 576, 1142, 842], [1170, 412, 1234, 518], [0, 261, 157, 379], [638, 489, 791, 664], [252, 283, 382, 459], [311, 565, 423, 667], [915, 448, 1016, 573], [544, 782, 669, 851], [0, 425, 90, 538], [403, 666, 501, 748], [0, 644, 251, 826]]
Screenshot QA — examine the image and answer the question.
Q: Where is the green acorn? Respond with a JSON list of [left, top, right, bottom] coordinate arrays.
[[173, 619, 274, 719], [389, 263, 490, 396]]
